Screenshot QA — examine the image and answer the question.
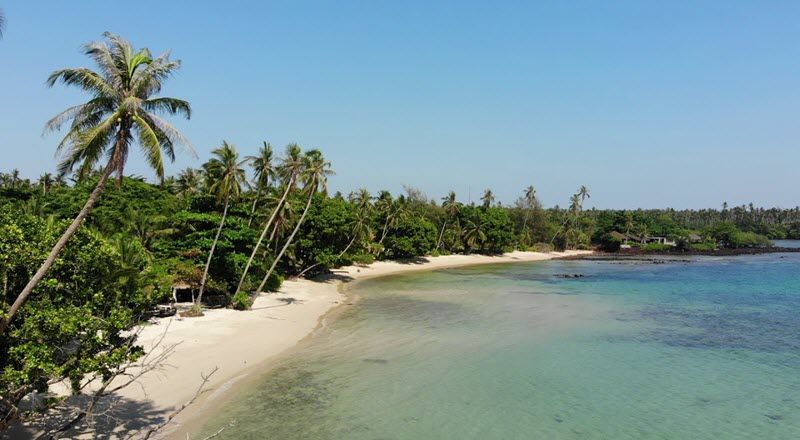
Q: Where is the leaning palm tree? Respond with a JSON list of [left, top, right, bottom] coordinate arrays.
[[196, 142, 247, 305], [375, 191, 401, 247], [438, 191, 460, 250], [235, 144, 304, 296], [246, 142, 274, 226], [0, 33, 191, 335], [257, 149, 333, 292]]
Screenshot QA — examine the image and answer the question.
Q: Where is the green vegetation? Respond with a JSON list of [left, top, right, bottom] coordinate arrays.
[[1, 31, 796, 432]]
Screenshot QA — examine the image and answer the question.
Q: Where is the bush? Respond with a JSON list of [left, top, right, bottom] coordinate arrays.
[[690, 242, 717, 251], [351, 253, 375, 265], [262, 272, 284, 292], [231, 291, 253, 310], [731, 231, 772, 248], [598, 233, 621, 252], [181, 303, 204, 317], [643, 243, 672, 252]]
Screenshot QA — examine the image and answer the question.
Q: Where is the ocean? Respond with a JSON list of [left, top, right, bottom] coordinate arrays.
[[201, 247, 800, 439]]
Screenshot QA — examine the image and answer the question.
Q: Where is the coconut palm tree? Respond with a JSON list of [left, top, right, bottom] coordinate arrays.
[[463, 219, 486, 252], [174, 167, 203, 197], [350, 188, 372, 213], [375, 191, 407, 250], [521, 185, 537, 230], [246, 142, 274, 226], [235, 144, 304, 295], [438, 191, 460, 250], [481, 189, 495, 209], [0, 33, 191, 335], [196, 142, 247, 305], [38, 173, 54, 195], [257, 149, 333, 292], [578, 185, 590, 204]]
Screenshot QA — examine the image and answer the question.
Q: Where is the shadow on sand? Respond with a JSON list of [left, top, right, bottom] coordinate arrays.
[[7, 393, 172, 439]]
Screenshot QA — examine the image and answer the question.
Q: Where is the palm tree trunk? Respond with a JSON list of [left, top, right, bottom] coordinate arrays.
[[436, 220, 447, 250], [0, 152, 119, 335], [235, 182, 292, 295], [257, 187, 314, 293], [247, 187, 262, 227], [197, 195, 230, 305]]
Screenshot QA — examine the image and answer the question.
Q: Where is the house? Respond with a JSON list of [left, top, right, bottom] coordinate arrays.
[[611, 231, 676, 247]]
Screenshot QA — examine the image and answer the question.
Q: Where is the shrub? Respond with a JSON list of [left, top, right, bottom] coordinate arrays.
[[181, 303, 204, 317], [643, 243, 672, 252], [690, 242, 717, 251], [262, 272, 284, 292], [231, 291, 253, 310], [351, 253, 375, 265]]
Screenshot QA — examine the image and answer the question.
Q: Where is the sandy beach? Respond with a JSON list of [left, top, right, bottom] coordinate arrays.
[[20, 250, 587, 438]]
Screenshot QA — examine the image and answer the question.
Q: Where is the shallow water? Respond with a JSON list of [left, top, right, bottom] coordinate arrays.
[[202, 253, 800, 439]]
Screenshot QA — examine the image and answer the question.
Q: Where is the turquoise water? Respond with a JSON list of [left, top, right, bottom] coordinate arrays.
[[202, 253, 800, 439]]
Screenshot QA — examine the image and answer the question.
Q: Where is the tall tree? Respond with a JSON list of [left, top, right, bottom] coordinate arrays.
[[174, 167, 203, 197], [438, 191, 460, 250], [246, 142, 274, 226], [481, 189, 495, 209], [257, 150, 333, 292], [0, 33, 191, 335], [196, 142, 247, 305], [578, 185, 591, 204], [236, 144, 304, 295], [520, 185, 537, 243], [38, 173, 54, 195]]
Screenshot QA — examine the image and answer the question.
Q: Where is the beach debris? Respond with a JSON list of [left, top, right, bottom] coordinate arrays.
[[555, 273, 585, 278], [362, 358, 388, 364]]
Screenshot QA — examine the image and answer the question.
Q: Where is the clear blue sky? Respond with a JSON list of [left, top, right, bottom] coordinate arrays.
[[1, 1, 799, 209]]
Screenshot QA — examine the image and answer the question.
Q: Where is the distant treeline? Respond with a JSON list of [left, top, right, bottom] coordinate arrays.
[[2, 164, 797, 305]]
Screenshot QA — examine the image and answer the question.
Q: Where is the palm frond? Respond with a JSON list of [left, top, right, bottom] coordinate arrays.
[[46, 68, 116, 98]]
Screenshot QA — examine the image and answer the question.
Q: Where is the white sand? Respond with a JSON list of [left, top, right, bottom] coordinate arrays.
[[112, 251, 588, 437]]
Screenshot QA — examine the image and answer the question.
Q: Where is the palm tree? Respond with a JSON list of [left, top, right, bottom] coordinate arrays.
[[438, 191, 460, 250], [463, 219, 486, 252], [257, 149, 333, 292], [578, 185, 590, 203], [521, 185, 537, 240], [196, 142, 247, 305], [174, 167, 203, 197], [375, 191, 406, 250], [350, 188, 372, 213], [246, 142, 274, 226], [38, 173, 54, 195], [0, 33, 191, 335], [235, 144, 304, 296], [9, 169, 20, 188], [481, 189, 495, 209]]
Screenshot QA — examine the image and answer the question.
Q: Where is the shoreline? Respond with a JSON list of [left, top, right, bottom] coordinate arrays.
[[113, 251, 589, 438]]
